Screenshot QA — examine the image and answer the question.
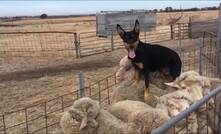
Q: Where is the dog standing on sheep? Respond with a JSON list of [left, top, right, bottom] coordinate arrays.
[[116, 20, 182, 101]]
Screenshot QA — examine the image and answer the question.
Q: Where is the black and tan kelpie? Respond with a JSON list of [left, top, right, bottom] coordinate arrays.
[[117, 20, 182, 101]]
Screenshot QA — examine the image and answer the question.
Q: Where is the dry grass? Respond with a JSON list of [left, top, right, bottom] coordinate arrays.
[[0, 16, 96, 33], [157, 10, 218, 25], [0, 10, 218, 33]]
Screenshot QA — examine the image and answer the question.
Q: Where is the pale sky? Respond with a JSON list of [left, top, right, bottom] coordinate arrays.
[[0, 1, 220, 17]]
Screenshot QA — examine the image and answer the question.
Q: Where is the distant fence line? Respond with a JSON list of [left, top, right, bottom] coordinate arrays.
[[0, 22, 194, 58], [0, 19, 219, 58]]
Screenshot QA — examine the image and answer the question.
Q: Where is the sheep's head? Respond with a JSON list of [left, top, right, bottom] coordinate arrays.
[[165, 71, 209, 101], [69, 97, 100, 131], [116, 56, 133, 81], [165, 71, 202, 90]]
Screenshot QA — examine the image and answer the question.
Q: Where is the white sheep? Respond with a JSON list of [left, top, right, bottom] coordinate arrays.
[[60, 97, 143, 134], [108, 100, 170, 133], [163, 71, 216, 133], [114, 56, 173, 104], [116, 55, 171, 87], [60, 111, 80, 134], [116, 55, 134, 81]]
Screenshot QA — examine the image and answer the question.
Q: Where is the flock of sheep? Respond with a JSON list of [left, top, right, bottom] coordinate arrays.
[[55, 56, 221, 134]]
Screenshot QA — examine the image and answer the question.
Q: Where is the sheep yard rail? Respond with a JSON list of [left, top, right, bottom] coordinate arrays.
[[0, 74, 118, 134], [151, 85, 221, 134]]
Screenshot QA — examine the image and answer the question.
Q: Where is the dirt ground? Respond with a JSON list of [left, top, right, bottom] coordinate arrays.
[[0, 49, 127, 113]]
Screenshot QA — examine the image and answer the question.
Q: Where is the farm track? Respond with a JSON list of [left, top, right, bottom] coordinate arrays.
[[0, 49, 126, 82]]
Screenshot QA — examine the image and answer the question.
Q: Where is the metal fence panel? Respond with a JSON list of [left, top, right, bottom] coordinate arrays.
[[0, 32, 77, 57]]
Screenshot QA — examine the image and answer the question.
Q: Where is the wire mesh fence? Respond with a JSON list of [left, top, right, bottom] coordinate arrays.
[[0, 31, 78, 57], [78, 24, 190, 57], [0, 73, 118, 134], [180, 31, 217, 78]]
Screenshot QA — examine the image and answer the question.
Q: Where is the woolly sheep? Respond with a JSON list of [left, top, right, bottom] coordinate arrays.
[[161, 71, 207, 117], [164, 71, 216, 133], [60, 97, 143, 134], [116, 55, 133, 81], [60, 111, 80, 134], [108, 100, 170, 133], [60, 97, 100, 134], [113, 56, 173, 104], [116, 55, 173, 88]]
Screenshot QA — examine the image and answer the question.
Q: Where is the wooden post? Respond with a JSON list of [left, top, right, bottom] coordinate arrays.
[[199, 32, 205, 76], [188, 16, 192, 39], [44, 102, 48, 134], [144, 31, 147, 43], [25, 109, 29, 134], [98, 81, 101, 103], [111, 31, 114, 51], [216, 3, 221, 78], [178, 24, 182, 58], [78, 33, 82, 58], [170, 24, 174, 40], [218, 102, 221, 134], [78, 71, 85, 97], [2, 115, 6, 134], [74, 33, 79, 58]]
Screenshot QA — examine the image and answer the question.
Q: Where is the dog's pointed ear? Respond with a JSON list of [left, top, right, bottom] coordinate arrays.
[[134, 20, 140, 34], [117, 24, 125, 38]]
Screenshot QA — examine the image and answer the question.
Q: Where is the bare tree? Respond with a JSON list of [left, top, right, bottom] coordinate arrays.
[[168, 11, 183, 25], [40, 14, 48, 19]]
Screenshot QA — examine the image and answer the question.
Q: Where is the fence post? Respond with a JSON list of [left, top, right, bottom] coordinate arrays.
[[74, 33, 79, 58], [178, 24, 182, 59], [170, 24, 174, 40], [44, 102, 48, 134], [144, 31, 147, 43], [218, 102, 221, 134], [78, 71, 85, 97], [25, 109, 29, 134], [2, 115, 6, 134], [78, 33, 82, 58], [216, 4, 221, 78], [199, 33, 205, 75], [111, 31, 114, 51], [188, 17, 192, 39]]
